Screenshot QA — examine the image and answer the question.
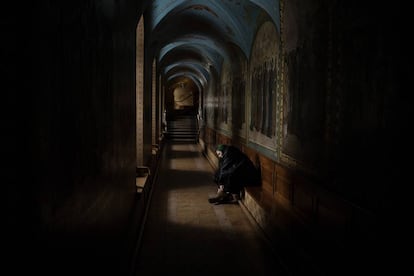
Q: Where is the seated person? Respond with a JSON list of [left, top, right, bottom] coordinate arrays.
[[208, 144, 261, 204]]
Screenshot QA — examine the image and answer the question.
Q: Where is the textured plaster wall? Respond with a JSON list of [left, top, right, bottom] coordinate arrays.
[[281, 0, 406, 209], [249, 21, 280, 152], [282, 0, 327, 168]]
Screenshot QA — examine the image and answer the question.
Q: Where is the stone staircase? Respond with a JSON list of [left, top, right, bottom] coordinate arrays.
[[165, 114, 199, 142]]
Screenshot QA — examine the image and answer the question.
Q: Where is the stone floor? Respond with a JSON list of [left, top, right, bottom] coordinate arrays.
[[133, 141, 289, 275]]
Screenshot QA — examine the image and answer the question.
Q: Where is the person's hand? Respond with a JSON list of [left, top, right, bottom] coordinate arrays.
[[217, 185, 224, 193]]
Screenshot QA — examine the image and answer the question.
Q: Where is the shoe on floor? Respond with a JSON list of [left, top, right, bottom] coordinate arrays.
[[232, 193, 240, 201], [208, 189, 228, 204], [208, 197, 220, 203], [208, 195, 229, 204], [212, 193, 236, 205]]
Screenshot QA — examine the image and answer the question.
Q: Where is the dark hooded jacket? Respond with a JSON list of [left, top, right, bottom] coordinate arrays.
[[214, 145, 261, 193]]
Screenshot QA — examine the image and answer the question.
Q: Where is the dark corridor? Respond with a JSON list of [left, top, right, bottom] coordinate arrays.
[[5, 1, 409, 276], [133, 142, 288, 275]]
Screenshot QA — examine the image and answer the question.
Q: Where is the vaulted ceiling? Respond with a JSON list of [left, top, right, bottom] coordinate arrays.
[[146, 0, 280, 92]]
